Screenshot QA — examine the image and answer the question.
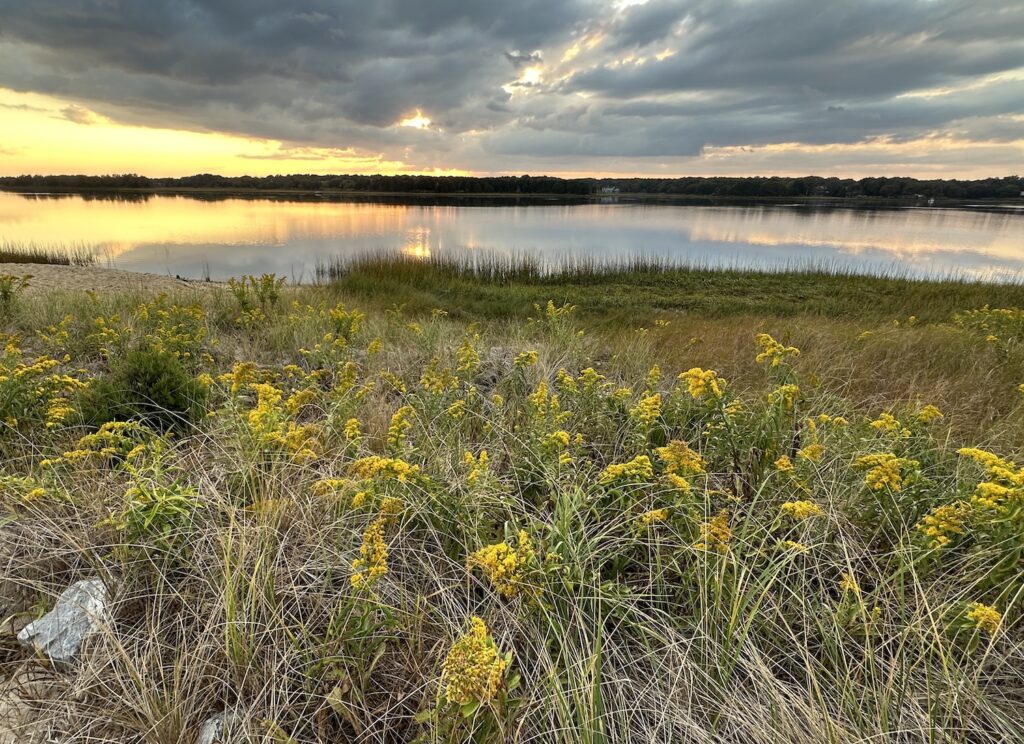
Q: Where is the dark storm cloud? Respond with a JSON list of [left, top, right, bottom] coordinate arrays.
[[0, 0, 1022, 170]]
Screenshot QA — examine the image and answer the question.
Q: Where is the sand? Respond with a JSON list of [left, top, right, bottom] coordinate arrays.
[[1, 263, 220, 295]]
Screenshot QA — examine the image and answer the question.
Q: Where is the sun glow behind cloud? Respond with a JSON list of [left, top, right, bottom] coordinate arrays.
[[0, 89, 465, 176], [397, 110, 432, 129]]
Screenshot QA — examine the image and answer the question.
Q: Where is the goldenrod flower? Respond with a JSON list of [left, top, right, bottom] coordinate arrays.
[[638, 508, 669, 527], [780, 500, 823, 520], [965, 602, 1001, 634], [629, 393, 661, 426], [854, 453, 916, 492], [599, 455, 653, 485], [916, 502, 967, 548], [343, 417, 361, 441], [350, 517, 389, 590], [514, 350, 539, 368], [694, 511, 731, 552], [440, 617, 509, 707], [768, 384, 801, 409], [464, 450, 489, 486], [796, 443, 824, 462], [655, 440, 706, 475], [839, 573, 860, 595], [645, 364, 661, 390], [916, 404, 943, 424], [350, 455, 420, 482], [869, 412, 911, 438], [387, 405, 415, 451], [678, 368, 726, 401], [468, 531, 536, 598], [779, 540, 809, 553], [755, 333, 800, 367]]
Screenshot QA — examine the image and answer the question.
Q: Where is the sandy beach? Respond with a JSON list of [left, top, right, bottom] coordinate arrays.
[[1, 263, 219, 295]]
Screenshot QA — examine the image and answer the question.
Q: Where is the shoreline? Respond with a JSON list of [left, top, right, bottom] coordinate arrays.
[[4, 185, 1023, 208], [0, 262, 221, 295]]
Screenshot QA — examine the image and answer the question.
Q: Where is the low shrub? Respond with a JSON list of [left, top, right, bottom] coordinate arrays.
[[78, 347, 206, 432]]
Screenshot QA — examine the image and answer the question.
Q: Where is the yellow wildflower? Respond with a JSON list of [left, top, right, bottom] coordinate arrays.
[[464, 450, 490, 486], [965, 602, 1001, 634], [780, 500, 823, 520], [387, 405, 415, 451], [629, 393, 661, 426], [796, 443, 824, 462], [350, 455, 420, 482], [655, 440, 706, 475], [645, 365, 661, 390], [440, 617, 508, 707], [599, 455, 653, 485], [854, 453, 915, 492], [694, 511, 731, 552], [343, 417, 361, 441], [917, 502, 967, 548], [916, 405, 943, 424], [755, 333, 800, 367], [638, 508, 669, 527], [514, 350, 539, 368], [380, 496, 404, 516], [350, 517, 389, 590], [468, 531, 536, 598], [869, 412, 911, 438], [678, 368, 726, 401], [768, 384, 801, 409], [839, 573, 860, 595]]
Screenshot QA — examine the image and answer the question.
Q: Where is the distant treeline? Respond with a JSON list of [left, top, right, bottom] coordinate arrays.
[[2, 173, 1022, 199]]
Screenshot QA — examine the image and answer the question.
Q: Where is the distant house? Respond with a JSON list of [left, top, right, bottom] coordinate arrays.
[[599, 186, 620, 194]]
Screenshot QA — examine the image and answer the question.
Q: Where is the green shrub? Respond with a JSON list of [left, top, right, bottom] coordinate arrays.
[[78, 347, 206, 432]]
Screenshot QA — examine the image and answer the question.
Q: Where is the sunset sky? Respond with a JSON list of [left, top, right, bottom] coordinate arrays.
[[1, 0, 1022, 179]]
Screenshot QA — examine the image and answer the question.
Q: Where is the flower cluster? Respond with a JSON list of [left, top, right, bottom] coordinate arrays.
[[351, 517, 389, 590], [440, 617, 509, 707], [349, 455, 420, 483], [755, 333, 800, 368], [678, 368, 726, 401], [468, 531, 536, 598], [965, 602, 1001, 634], [599, 455, 653, 485], [854, 453, 917, 492], [694, 511, 731, 552], [916, 502, 968, 548], [780, 500, 823, 520]]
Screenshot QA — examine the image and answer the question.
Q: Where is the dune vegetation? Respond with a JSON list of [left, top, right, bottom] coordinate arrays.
[[1, 265, 1022, 742]]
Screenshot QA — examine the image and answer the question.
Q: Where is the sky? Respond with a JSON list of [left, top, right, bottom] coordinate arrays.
[[0, 0, 1022, 179]]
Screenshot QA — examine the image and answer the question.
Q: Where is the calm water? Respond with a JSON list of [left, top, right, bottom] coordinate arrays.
[[2, 191, 1023, 281]]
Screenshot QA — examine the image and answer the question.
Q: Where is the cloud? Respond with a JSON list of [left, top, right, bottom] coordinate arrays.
[[506, 50, 544, 68], [0, 0, 1021, 174], [60, 104, 103, 125]]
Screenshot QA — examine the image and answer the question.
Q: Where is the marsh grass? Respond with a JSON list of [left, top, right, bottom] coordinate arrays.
[[0, 272, 1022, 742], [322, 252, 1024, 325], [0, 240, 97, 266]]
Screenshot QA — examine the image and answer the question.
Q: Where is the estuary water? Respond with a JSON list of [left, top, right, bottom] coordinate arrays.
[[2, 190, 1023, 282]]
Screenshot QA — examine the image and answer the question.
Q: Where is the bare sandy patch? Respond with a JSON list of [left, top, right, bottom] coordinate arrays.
[[1, 263, 221, 295]]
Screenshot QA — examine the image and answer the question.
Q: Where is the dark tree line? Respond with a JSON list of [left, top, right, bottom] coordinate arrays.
[[1, 173, 1021, 199]]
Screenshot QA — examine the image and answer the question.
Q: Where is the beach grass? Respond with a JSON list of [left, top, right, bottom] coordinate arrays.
[[0, 267, 1022, 742]]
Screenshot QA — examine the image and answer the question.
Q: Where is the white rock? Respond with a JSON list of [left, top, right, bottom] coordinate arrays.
[[197, 713, 231, 744], [17, 578, 110, 667]]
